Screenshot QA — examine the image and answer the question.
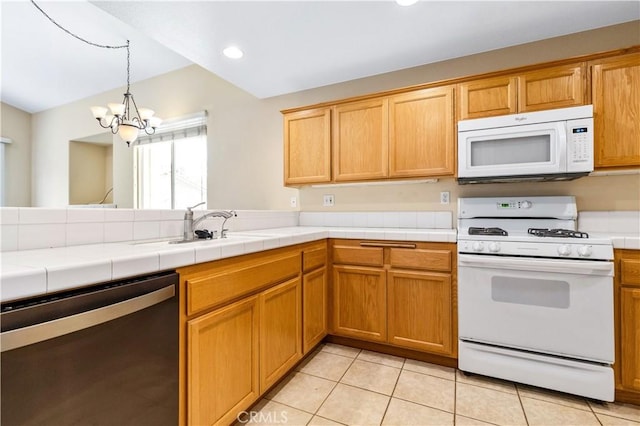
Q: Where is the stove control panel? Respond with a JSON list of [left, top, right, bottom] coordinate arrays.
[[458, 240, 613, 260], [496, 200, 532, 210]]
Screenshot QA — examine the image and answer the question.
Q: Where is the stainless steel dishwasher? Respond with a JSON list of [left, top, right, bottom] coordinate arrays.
[[1, 271, 178, 426]]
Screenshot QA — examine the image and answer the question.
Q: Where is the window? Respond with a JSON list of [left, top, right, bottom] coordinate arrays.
[[134, 112, 207, 209], [0, 137, 12, 206]]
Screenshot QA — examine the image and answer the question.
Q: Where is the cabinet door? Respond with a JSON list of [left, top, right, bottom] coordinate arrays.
[[457, 76, 517, 120], [187, 296, 259, 426], [333, 99, 388, 181], [621, 287, 640, 391], [259, 278, 302, 392], [332, 265, 386, 342], [387, 270, 452, 355], [518, 63, 585, 112], [389, 86, 455, 177], [303, 266, 328, 353], [283, 108, 331, 185], [591, 54, 640, 168]]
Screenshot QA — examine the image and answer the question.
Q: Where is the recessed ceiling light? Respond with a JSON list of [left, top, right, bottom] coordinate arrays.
[[223, 46, 244, 59], [396, 0, 418, 5]]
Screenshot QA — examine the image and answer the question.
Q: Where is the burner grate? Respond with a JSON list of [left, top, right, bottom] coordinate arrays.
[[528, 228, 589, 238], [469, 227, 508, 236]]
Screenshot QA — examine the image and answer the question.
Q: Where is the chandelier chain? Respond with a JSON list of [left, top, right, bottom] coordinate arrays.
[[30, 0, 131, 91]]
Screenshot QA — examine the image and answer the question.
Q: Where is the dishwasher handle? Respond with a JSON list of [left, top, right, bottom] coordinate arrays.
[[1, 272, 177, 352]]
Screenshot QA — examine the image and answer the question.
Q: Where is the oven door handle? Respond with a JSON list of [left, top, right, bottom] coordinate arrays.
[[458, 254, 613, 276], [1, 285, 175, 352]]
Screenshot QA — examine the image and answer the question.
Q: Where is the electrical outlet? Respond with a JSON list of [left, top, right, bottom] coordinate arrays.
[[290, 196, 297, 208], [323, 194, 335, 207], [440, 191, 450, 205]]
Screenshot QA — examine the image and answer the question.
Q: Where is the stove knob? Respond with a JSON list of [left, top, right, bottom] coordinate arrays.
[[520, 200, 532, 209], [488, 242, 501, 253], [557, 245, 572, 257], [472, 241, 485, 252], [578, 245, 593, 257]]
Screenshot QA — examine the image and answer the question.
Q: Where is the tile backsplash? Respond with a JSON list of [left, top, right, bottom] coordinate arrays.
[[1, 208, 298, 252], [300, 211, 452, 229]]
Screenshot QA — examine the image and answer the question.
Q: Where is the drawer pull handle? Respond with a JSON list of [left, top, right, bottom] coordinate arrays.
[[359, 242, 417, 249]]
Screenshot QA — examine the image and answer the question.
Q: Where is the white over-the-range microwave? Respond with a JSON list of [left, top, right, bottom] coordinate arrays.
[[457, 105, 593, 184]]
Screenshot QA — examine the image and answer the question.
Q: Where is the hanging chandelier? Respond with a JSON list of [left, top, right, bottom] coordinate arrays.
[[31, 0, 161, 146], [90, 40, 161, 146]]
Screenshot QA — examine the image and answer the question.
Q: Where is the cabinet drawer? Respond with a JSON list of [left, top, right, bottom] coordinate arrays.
[[389, 248, 452, 272], [303, 245, 327, 272], [332, 245, 384, 267], [186, 252, 301, 315], [621, 257, 640, 287]]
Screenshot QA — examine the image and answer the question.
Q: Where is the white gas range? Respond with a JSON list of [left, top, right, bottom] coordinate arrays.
[[457, 196, 615, 402]]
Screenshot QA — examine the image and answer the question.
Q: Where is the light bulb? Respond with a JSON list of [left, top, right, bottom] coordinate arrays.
[[138, 108, 155, 120], [118, 122, 139, 144], [223, 46, 244, 59], [108, 102, 126, 116], [149, 117, 163, 128], [90, 106, 108, 119]]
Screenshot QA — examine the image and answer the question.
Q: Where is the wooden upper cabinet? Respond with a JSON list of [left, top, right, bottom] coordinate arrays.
[[591, 53, 640, 169], [333, 99, 389, 181], [517, 63, 585, 112], [389, 86, 455, 177], [283, 108, 331, 185], [457, 76, 517, 120], [458, 63, 585, 120]]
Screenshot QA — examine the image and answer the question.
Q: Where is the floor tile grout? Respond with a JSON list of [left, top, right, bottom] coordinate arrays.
[[515, 381, 531, 426], [263, 345, 640, 426]]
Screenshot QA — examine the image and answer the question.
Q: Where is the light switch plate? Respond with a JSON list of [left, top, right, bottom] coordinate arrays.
[[290, 196, 297, 208]]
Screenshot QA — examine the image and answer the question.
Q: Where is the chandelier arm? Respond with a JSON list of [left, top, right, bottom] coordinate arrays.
[[128, 92, 147, 129]]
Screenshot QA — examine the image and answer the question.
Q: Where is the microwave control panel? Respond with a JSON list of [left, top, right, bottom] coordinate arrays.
[[567, 117, 593, 167]]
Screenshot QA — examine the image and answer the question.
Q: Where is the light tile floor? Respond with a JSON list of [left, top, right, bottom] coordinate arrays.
[[239, 343, 640, 426]]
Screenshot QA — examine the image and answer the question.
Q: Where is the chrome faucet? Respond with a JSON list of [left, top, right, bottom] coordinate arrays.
[[180, 202, 237, 242]]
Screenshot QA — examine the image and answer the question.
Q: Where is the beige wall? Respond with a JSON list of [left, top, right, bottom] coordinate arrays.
[[0, 102, 32, 206], [69, 141, 111, 205], [29, 21, 640, 213]]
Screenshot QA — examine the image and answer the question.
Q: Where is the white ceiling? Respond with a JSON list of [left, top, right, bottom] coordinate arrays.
[[2, 1, 639, 114]]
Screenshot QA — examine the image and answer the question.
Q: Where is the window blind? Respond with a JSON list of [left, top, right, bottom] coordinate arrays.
[[136, 110, 207, 145]]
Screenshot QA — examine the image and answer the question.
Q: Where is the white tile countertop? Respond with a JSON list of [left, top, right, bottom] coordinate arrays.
[[0, 226, 457, 303]]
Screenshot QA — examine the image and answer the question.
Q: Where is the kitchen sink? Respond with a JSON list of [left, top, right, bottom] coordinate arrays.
[[129, 234, 266, 247]]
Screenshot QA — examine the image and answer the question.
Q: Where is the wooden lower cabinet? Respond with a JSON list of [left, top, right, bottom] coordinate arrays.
[[620, 288, 640, 392], [387, 270, 452, 354], [332, 265, 387, 342], [259, 278, 302, 392], [187, 296, 260, 426], [179, 243, 328, 425], [303, 266, 328, 353], [616, 249, 640, 404], [330, 240, 456, 358]]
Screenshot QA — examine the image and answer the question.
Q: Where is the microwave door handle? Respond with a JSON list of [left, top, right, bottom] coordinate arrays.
[[557, 121, 568, 169], [458, 254, 613, 275]]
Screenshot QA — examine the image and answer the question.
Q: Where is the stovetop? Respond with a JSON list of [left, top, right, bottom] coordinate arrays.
[[457, 196, 614, 260]]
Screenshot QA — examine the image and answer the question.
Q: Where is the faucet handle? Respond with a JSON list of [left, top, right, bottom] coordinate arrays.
[[187, 201, 206, 211]]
